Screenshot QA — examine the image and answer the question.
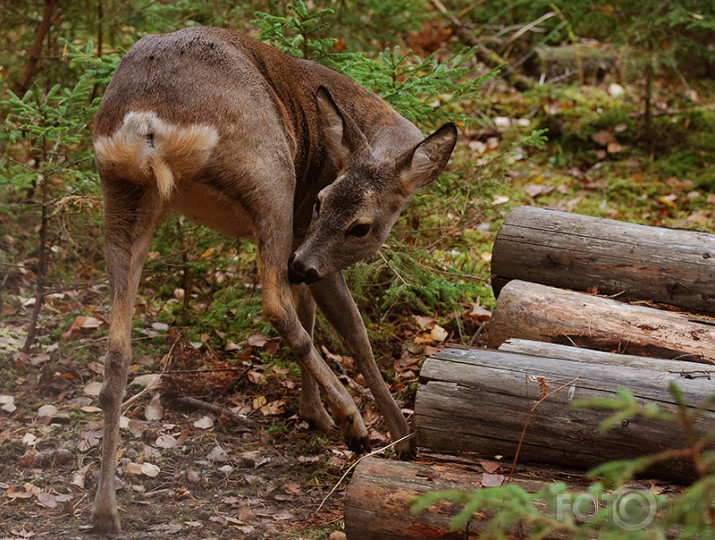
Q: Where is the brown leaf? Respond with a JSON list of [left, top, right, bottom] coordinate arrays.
[[480, 460, 501, 474], [466, 303, 491, 322], [61, 316, 86, 340], [413, 315, 436, 330], [523, 184, 554, 198], [283, 482, 302, 495], [591, 130, 617, 146], [247, 334, 268, 347], [36, 492, 57, 509], [259, 399, 285, 416]]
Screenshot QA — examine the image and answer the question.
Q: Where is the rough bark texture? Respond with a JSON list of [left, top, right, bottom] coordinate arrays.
[[488, 280, 715, 365], [491, 206, 715, 314], [414, 347, 714, 482], [344, 457, 568, 539], [499, 339, 715, 375]]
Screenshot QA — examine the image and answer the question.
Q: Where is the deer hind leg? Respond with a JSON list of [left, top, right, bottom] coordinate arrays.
[[255, 205, 368, 452], [292, 284, 336, 432], [92, 182, 163, 533], [310, 272, 413, 454]]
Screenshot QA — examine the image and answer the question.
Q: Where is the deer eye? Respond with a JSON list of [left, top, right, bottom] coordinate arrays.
[[347, 222, 371, 238], [314, 198, 321, 216]]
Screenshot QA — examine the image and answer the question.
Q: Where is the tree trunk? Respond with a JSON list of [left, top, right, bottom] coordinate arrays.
[[488, 281, 715, 364], [344, 457, 571, 539], [16, 0, 60, 96], [414, 347, 714, 482], [491, 206, 715, 314]]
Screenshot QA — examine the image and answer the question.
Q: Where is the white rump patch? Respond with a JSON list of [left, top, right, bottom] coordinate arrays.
[[94, 111, 219, 200]]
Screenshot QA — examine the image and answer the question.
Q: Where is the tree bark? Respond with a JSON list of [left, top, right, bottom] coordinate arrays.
[[414, 347, 714, 482], [499, 338, 715, 376], [488, 280, 715, 364], [344, 457, 571, 539], [491, 206, 715, 314], [15, 0, 60, 96]]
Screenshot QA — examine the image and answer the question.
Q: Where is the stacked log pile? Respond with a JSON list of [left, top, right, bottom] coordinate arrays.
[[344, 207, 715, 539]]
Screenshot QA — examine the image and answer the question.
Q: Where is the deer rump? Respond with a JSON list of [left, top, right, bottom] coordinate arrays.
[[91, 26, 456, 533]]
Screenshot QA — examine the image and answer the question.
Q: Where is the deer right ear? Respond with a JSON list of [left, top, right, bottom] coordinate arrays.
[[399, 122, 458, 192], [316, 86, 367, 167]]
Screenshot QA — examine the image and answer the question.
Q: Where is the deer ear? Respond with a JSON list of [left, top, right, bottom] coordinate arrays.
[[400, 123, 458, 192], [316, 86, 367, 167]]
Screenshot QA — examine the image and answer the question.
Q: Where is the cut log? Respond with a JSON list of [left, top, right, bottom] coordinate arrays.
[[414, 347, 715, 482], [487, 280, 715, 365], [499, 339, 715, 376], [344, 457, 571, 539], [491, 206, 715, 314]]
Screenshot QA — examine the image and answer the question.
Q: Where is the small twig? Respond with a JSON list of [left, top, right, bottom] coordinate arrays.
[[121, 338, 179, 411], [468, 321, 488, 346], [508, 377, 580, 482], [170, 396, 254, 431], [151, 367, 249, 375], [314, 432, 416, 514]]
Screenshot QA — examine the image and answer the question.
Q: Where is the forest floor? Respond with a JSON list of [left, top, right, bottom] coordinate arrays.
[[1, 328, 370, 539], [2, 74, 714, 539]]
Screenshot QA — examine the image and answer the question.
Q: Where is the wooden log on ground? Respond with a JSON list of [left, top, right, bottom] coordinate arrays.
[[499, 338, 715, 376], [414, 347, 715, 482], [344, 457, 570, 539], [491, 206, 715, 314], [487, 280, 715, 365]]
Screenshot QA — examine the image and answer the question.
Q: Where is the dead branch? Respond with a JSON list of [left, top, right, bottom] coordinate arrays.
[[429, 0, 534, 92]]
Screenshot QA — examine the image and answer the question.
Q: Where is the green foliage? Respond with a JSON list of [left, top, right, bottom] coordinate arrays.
[[253, 0, 344, 62], [412, 383, 715, 537], [341, 47, 492, 128]]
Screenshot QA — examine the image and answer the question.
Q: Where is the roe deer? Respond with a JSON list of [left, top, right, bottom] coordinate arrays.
[[92, 26, 457, 532]]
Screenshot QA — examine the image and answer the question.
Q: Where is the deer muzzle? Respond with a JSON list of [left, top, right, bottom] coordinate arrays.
[[288, 253, 321, 285]]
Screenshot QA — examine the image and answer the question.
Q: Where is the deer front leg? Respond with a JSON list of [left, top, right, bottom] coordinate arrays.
[[292, 285, 335, 432], [310, 272, 413, 454], [259, 244, 368, 452], [93, 185, 162, 533]]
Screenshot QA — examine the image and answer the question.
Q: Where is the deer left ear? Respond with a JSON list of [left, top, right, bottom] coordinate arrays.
[[316, 86, 368, 168], [400, 123, 458, 192]]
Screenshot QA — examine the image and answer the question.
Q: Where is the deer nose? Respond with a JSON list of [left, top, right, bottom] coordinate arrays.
[[288, 253, 320, 285]]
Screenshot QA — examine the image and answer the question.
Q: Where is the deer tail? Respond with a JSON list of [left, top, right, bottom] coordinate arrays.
[[94, 111, 219, 201]]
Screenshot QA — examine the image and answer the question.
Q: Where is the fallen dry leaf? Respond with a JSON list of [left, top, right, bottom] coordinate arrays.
[[144, 395, 164, 421], [0, 395, 16, 413], [591, 130, 617, 146], [207, 445, 229, 463], [37, 404, 58, 419], [36, 492, 57, 509], [132, 373, 162, 390], [141, 462, 161, 478], [481, 473, 505, 487], [193, 416, 214, 430], [430, 325, 448, 342], [83, 381, 102, 397], [155, 434, 178, 449], [480, 460, 501, 474], [283, 482, 302, 495]]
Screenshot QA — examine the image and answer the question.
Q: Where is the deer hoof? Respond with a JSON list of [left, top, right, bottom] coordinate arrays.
[[92, 511, 121, 535], [300, 406, 336, 432], [339, 413, 370, 454]]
